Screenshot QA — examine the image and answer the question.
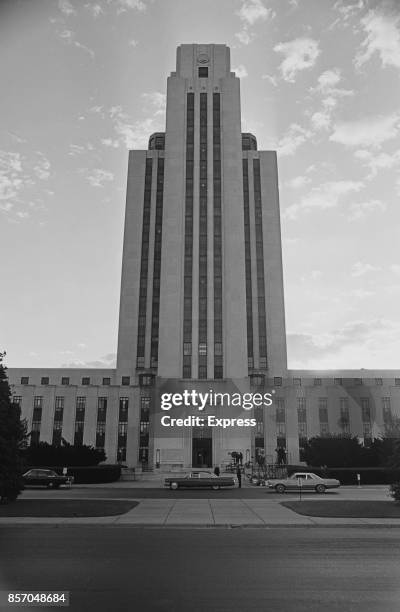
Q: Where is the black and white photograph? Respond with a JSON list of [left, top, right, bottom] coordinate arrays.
[[1, 0, 400, 610]]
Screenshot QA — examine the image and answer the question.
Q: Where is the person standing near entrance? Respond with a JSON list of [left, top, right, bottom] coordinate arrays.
[[214, 466, 220, 477], [236, 466, 242, 488]]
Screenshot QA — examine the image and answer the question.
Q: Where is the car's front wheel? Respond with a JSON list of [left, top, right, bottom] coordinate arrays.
[[170, 482, 179, 490], [315, 484, 326, 494], [275, 483, 286, 494]]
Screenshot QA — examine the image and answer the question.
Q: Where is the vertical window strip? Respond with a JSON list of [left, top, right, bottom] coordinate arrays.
[[96, 397, 107, 449], [74, 397, 86, 446], [183, 93, 194, 378], [136, 158, 153, 368], [242, 159, 253, 370], [52, 396, 64, 446], [139, 396, 150, 465], [253, 159, 268, 369], [117, 397, 129, 462], [150, 157, 164, 369], [198, 92, 208, 379], [213, 93, 223, 379]]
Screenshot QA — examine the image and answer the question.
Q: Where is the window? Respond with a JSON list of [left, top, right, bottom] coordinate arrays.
[[361, 398, 371, 422], [354, 378, 363, 386], [198, 343, 207, 356], [139, 396, 150, 465], [52, 397, 64, 446], [139, 374, 154, 387], [61, 377, 70, 385], [21, 377, 29, 385], [293, 378, 301, 386], [395, 378, 400, 386], [334, 378, 342, 385], [198, 67, 208, 78], [375, 378, 383, 386], [121, 376, 130, 386], [96, 398, 107, 449], [102, 377, 111, 386], [12, 396, 22, 407], [74, 397, 86, 446], [274, 377, 282, 387], [82, 377, 90, 386], [339, 398, 350, 433], [41, 377, 49, 385], [382, 398, 392, 426], [314, 378, 322, 386]]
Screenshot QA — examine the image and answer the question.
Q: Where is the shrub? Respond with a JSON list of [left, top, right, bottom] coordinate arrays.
[[389, 482, 400, 502]]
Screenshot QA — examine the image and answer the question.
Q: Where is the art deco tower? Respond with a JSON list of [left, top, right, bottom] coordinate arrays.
[[117, 43, 287, 382]]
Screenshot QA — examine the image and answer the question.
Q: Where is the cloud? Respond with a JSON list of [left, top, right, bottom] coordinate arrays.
[[233, 64, 248, 78], [108, 104, 165, 149], [235, 30, 255, 45], [86, 169, 114, 187], [278, 123, 312, 157], [236, 0, 271, 26], [330, 113, 399, 148], [286, 175, 311, 188], [61, 352, 116, 368], [261, 73, 277, 86], [347, 199, 386, 221], [274, 37, 320, 82], [109, 0, 146, 14], [56, 29, 95, 59], [354, 148, 400, 179], [141, 91, 166, 115], [287, 318, 400, 368], [101, 138, 120, 148], [84, 3, 105, 17], [285, 180, 364, 219], [58, 0, 77, 17], [355, 7, 400, 69], [33, 153, 51, 180], [310, 69, 354, 131], [351, 262, 381, 277]]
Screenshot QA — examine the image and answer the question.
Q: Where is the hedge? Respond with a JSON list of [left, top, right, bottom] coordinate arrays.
[[26, 465, 122, 484], [287, 465, 400, 485]]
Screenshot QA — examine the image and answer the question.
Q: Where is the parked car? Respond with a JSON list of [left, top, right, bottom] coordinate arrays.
[[266, 472, 340, 494], [23, 469, 73, 488], [164, 470, 236, 490]]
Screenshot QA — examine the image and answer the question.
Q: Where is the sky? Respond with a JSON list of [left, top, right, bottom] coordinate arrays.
[[1, 0, 400, 370]]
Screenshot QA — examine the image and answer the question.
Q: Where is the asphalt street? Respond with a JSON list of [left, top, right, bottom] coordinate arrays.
[[1, 527, 400, 612], [19, 485, 390, 500]]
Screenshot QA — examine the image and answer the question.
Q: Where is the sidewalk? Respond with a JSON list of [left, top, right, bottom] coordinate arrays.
[[2, 496, 400, 527]]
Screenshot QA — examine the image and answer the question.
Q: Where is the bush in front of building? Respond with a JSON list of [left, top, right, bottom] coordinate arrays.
[[0, 352, 27, 504], [66, 465, 121, 484], [24, 440, 106, 467], [389, 482, 400, 502], [303, 435, 371, 468]]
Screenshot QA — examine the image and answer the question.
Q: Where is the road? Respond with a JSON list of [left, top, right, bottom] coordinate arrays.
[[19, 485, 390, 500], [1, 527, 399, 611]]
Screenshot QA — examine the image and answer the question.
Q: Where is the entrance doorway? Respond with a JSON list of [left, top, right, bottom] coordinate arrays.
[[192, 426, 212, 468]]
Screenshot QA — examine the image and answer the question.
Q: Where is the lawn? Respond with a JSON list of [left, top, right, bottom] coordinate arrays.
[[0, 500, 138, 517], [282, 500, 400, 518]]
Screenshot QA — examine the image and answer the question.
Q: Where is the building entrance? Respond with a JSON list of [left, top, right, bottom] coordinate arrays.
[[192, 426, 212, 468]]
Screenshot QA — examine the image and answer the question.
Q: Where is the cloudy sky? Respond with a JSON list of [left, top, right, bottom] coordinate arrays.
[[1, 0, 400, 370]]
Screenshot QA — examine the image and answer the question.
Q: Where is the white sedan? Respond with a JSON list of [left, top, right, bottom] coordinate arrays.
[[266, 472, 340, 494]]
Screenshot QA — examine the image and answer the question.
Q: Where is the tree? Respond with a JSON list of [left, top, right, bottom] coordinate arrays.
[[0, 352, 27, 503], [302, 434, 370, 468]]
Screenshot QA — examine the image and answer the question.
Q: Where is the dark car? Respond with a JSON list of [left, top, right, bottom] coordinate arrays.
[[23, 469, 73, 488], [164, 470, 237, 490]]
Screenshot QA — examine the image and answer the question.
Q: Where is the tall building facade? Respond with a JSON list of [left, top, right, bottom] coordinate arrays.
[[8, 45, 400, 471]]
